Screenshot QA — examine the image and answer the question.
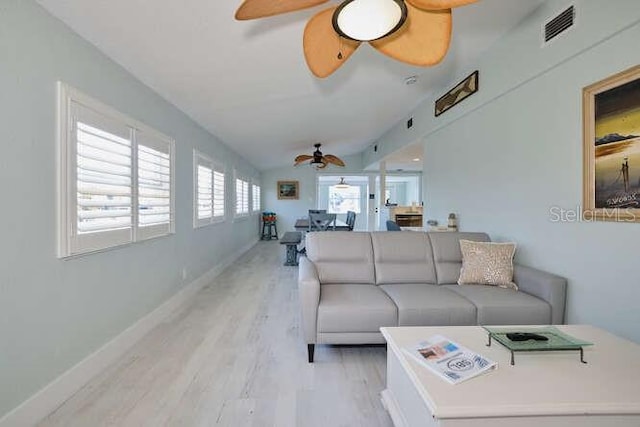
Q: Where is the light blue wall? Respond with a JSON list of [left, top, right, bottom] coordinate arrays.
[[0, 0, 259, 418], [370, 0, 640, 342]]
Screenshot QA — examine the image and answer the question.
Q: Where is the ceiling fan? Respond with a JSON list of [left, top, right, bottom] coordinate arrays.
[[235, 0, 477, 78], [294, 143, 346, 169]]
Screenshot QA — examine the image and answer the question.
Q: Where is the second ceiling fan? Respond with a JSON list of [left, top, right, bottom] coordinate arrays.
[[294, 143, 345, 169], [235, 0, 477, 78]]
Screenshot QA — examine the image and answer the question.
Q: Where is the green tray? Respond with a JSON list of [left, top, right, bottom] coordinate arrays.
[[483, 326, 593, 365]]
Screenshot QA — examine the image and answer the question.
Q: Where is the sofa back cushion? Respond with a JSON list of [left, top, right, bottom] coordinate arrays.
[[371, 232, 437, 284], [306, 232, 375, 284], [428, 232, 491, 284]]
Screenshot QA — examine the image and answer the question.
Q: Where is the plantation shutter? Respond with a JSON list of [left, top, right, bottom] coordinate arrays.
[[242, 180, 249, 214], [71, 101, 133, 254], [252, 184, 261, 212], [137, 131, 173, 240], [235, 176, 249, 216], [213, 165, 225, 219], [235, 178, 243, 215], [197, 163, 213, 220]]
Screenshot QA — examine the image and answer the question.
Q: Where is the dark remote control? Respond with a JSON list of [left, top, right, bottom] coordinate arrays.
[[506, 332, 549, 342]]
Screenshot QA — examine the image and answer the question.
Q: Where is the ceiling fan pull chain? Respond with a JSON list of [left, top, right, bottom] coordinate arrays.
[[337, 36, 343, 60]]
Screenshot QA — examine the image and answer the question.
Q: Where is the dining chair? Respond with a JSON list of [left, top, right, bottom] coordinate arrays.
[[309, 213, 336, 231], [308, 209, 327, 215], [386, 220, 402, 231], [346, 211, 356, 231]]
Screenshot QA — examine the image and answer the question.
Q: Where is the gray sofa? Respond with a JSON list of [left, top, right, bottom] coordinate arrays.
[[298, 231, 567, 362]]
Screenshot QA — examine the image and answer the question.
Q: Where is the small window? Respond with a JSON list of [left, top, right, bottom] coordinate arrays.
[[252, 183, 261, 213], [194, 150, 225, 227], [235, 172, 249, 217], [58, 83, 175, 257]]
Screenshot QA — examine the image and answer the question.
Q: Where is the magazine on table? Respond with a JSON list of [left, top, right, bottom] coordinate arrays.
[[402, 335, 497, 384]]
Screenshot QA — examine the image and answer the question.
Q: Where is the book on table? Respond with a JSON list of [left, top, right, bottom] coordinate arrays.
[[403, 335, 497, 384]]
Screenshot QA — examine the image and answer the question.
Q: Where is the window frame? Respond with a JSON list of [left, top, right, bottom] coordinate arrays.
[[57, 82, 175, 258], [193, 150, 225, 228]]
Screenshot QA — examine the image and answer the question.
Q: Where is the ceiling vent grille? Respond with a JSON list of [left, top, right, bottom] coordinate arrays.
[[544, 5, 575, 44]]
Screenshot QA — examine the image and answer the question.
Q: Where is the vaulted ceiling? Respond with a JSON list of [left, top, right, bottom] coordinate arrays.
[[37, 0, 543, 170]]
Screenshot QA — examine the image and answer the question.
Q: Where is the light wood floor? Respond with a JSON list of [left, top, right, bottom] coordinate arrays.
[[39, 242, 392, 427]]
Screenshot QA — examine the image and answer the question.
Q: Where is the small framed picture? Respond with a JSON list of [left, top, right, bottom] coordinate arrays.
[[277, 180, 299, 200], [583, 65, 640, 222]]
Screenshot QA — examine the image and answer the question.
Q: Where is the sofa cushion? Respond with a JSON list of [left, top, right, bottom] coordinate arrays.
[[458, 240, 517, 290], [428, 232, 490, 284], [380, 284, 476, 326], [443, 285, 551, 325], [371, 232, 437, 284], [306, 232, 375, 284], [317, 284, 398, 333]]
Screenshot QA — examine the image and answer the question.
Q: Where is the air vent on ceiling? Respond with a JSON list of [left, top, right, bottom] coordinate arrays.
[[543, 5, 575, 45]]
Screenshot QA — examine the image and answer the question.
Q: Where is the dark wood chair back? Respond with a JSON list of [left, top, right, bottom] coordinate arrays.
[[309, 213, 337, 231], [346, 211, 356, 231]]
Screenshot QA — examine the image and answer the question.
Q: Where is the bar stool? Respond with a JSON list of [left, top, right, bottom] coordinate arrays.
[[261, 221, 278, 240], [261, 212, 278, 240]]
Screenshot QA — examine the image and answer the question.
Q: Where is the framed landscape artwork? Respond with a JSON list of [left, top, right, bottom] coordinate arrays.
[[583, 65, 640, 222], [277, 180, 299, 200]]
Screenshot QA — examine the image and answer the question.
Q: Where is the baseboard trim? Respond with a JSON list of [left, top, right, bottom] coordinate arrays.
[[0, 238, 258, 427]]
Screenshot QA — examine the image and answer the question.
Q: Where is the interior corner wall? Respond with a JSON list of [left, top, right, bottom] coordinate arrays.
[[409, 0, 640, 342], [0, 0, 259, 418], [261, 154, 364, 235]]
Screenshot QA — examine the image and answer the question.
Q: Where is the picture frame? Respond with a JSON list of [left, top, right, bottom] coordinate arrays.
[[435, 70, 479, 117], [583, 65, 640, 222], [277, 180, 299, 200]]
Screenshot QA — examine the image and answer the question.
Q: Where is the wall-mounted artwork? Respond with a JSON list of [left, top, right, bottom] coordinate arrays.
[[277, 180, 299, 200], [435, 70, 479, 117], [583, 65, 640, 222]]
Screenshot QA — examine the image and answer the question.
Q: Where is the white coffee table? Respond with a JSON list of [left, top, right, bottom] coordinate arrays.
[[380, 325, 640, 427]]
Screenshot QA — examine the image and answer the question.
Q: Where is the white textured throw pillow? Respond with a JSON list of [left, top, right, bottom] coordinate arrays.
[[458, 240, 518, 290]]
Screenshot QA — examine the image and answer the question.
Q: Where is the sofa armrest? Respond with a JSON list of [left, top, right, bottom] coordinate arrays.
[[298, 256, 321, 344], [513, 264, 567, 324]]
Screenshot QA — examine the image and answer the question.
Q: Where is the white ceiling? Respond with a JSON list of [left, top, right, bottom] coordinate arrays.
[[36, 0, 543, 170]]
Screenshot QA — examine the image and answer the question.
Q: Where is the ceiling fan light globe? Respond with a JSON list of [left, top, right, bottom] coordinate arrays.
[[333, 0, 407, 42]]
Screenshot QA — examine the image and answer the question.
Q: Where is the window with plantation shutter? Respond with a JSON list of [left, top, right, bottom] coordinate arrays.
[[137, 132, 173, 240], [194, 151, 225, 227], [197, 162, 213, 222], [58, 83, 175, 257], [235, 172, 249, 217], [252, 183, 261, 213]]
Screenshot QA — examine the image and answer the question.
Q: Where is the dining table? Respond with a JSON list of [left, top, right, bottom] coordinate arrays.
[[294, 218, 351, 231]]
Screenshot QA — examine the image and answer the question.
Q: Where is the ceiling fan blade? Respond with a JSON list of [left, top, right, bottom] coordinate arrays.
[[303, 7, 361, 78], [235, 0, 329, 20], [294, 154, 314, 166], [370, 5, 451, 67], [406, 0, 477, 11], [324, 155, 345, 167]]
